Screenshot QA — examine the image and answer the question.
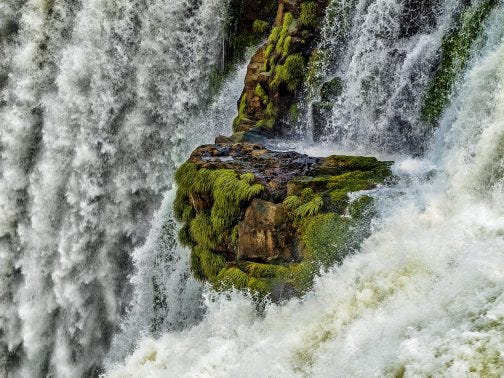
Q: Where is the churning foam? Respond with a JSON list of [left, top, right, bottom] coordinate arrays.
[[107, 25, 504, 378]]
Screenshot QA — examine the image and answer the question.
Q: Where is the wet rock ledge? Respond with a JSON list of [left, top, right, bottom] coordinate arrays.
[[174, 143, 392, 300]]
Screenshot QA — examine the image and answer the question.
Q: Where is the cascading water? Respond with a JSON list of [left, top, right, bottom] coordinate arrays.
[[2, 0, 504, 376], [308, 0, 463, 153], [0, 0, 228, 375], [105, 58, 250, 364], [106, 0, 504, 376]]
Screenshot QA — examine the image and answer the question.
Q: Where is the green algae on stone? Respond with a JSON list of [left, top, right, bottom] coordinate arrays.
[[253, 19, 269, 34], [300, 1, 318, 27], [422, 0, 496, 123], [232, 94, 248, 131], [174, 146, 392, 299], [271, 54, 306, 91]]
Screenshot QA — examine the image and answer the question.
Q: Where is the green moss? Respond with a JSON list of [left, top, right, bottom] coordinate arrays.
[[264, 44, 274, 59], [190, 212, 216, 249], [268, 26, 281, 43], [316, 155, 392, 176], [193, 246, 226, 282], [271, 54, 306, 91], [233, 94, 248, 130], [301, 213, 351, 267], [256, 118, 275, 129], [266, 102, 276, 118], [216, 267, 271, 295], [277, 160, 389, 290], [178, 225, 193, 248], [282, 36, 292, 58], [300, 2, 317, 27], [240, 172, 256, 184], [240, 262, 290, 278], [275, 12, 293, 54], [253, 19, 269, 34], [422, 0, 496, 123], [210, 169, 264, 236], [254, 83, 269, 105]]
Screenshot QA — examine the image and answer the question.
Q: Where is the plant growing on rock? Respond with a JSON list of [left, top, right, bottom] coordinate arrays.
[[173, 145, 393, 300]]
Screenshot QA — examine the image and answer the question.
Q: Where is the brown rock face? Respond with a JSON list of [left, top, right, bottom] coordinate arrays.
[[238, 199, 295, 262], [233, 0, 330, 134], [174, 142, 394, 299]]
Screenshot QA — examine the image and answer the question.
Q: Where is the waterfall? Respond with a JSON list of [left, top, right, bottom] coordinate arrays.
[[308, 0, 484, 154], [105, 56, 250, 365], [1, 0, 504, 376], [106, 0, 504, 376], [0, 0, 228, 375]]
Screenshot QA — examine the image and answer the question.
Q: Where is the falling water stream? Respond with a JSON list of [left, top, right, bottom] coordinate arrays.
[[0, 0, 228, 375], [1, 0, 503, 376]]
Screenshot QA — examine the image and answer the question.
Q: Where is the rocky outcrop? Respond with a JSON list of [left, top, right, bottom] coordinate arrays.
[[174, 143, 392, 300], [172, 1, 395, 300], [232, 0, 329, 135], [237, 199, 294, 262]]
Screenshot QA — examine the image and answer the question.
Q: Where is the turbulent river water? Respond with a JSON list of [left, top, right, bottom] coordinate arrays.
[[1, 0, 503, 376]]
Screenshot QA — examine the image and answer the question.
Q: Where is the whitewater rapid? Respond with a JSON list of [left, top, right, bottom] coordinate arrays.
[[107, 0, 504, 376], [107, 38, 504, 377]]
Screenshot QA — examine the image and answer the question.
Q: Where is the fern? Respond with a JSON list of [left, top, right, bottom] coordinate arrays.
[[283, 195, 302, 210], [294, 195, 324, 217]]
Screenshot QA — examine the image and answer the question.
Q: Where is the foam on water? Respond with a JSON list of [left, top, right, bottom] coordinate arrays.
[[0, 0, 228, 375], [106, 13, 504, 378]]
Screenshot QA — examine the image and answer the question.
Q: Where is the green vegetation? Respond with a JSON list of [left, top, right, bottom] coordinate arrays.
[[282, 36, 292, 58], [422, 0, 496, 123], [232, 94, 248, 131], [271, 54, 306, 91], [174, 162, 264, 285], [215, 268, 271, 295], [268, 26, 281, 43], [300, 2, 318, 27], [253, 19, 269, 34], [275, 12, 294, 55], [254, 84, 269, 105], [174, 155, 391, 297]]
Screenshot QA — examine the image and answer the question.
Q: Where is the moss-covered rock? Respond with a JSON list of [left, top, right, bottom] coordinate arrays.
[[232, 0, 330, 135], [421, 0, 496, 123], [174, 143, 393, 300]]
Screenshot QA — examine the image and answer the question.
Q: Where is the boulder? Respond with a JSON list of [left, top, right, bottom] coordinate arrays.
[[238, 199, 295, 262], [173, 143, 393, 299]]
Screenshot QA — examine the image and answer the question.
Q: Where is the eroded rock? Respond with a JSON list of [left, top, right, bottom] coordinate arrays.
[[238, 199, 295, 262], [173, 143, 393, 299]]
